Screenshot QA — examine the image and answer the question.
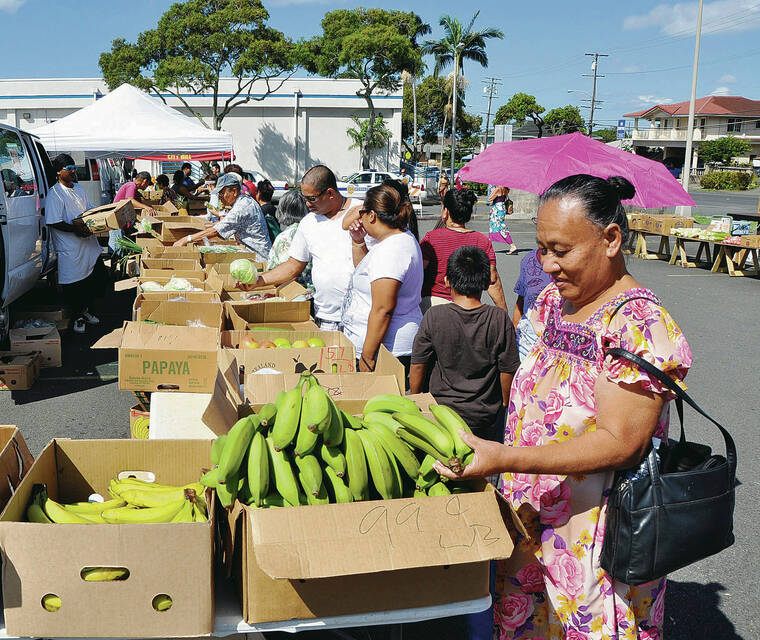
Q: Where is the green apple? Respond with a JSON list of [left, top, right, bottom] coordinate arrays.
[[291, 340, 309, 349], [307, 337, 326, 348], [273, 338, 292, 349]]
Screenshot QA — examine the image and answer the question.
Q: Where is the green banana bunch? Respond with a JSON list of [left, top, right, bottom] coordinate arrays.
[[319, 443, 346, 478], [392, 413, 455, 461], [269, 386, 302, 451], [294, 393, 320, 457], [343, 427, 369, 502], [218, 415, 258, 484], [265, 436, 300, 507], [210, 435, 227, 466], [363, 411, 405, 433], [356, 430, 394, 500], [362, 420, 420, 479], [258, 402, 278, 428], [306, 483, 330, 505], [363, 394, 421, 416], [428, 482, 451, 497], [302, 381, 331, 434], [429, 404, 473, 470], [341, 410, 363, 430], [247, 431, 269, 507]]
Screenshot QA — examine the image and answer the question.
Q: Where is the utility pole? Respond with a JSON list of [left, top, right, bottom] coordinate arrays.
[[481, 77, 502, 150], [681, 0, 704, 199], [584, 52, 607, 137]]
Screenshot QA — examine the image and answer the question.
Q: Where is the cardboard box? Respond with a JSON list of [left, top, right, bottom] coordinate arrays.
[[222, 480, 518, 624], [75, 200, 136, 236], [94, 322, 219, 393], [651, 216, 694, 236], [740, 234, 760, 248], [0, 352, 40, 390], [223, 285, 311, 325], [134, 299, 224, 332], [135, 200, 179, 216], [132, 291, 222, 321], [140, 257, 204, 281], [136, 276, 208, 295], [13, 305, 70, 332], [0, 439, 214, 638], [144, 245, 200, 259], [208, 261, 267, 277], [187, 199, 210, 214], [134, 233, 165, 250], [149, 216, 208, 243], [9, 327, 62, 368], [0, 426, 34, 515], [129, 405, 150, 439], [201, 250, 263, 266]]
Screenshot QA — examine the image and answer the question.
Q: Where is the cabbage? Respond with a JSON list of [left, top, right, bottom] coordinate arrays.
[[141, 281, 163, 292], [230, 258, 257, 284], [163, 277, 194, 291], [138, 218, 152, 234]]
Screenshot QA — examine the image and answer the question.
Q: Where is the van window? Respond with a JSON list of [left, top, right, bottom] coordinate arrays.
[[0, 129, 37, 198], [75, 162, 91, 182]]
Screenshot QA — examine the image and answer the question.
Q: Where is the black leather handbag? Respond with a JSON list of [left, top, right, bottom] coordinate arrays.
[[600, 347, 737, 586]]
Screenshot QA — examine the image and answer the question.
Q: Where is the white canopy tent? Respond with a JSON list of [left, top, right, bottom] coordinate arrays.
[[33, 84, 233, 158]]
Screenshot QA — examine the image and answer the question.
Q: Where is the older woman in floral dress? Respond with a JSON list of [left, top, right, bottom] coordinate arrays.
[[437, 174, 692, 640]]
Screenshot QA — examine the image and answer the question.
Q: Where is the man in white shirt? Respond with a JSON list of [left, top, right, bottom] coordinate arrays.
[[245, 165, 367, 329], [46, 154, 107, 334]]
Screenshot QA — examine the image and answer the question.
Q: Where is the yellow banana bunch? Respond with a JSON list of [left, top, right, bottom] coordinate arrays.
[[363, 394, 421, 416], [81, 567, 129, 581]]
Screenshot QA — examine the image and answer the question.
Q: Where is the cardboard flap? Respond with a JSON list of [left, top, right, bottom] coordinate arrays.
[[120, 322, 218, 350], [201, 351, 244, 436], [245, 373, 399, 406], [278, 280, 307, 302], [91, 327, 125, 349], [141, 300, 223, 330], [249, 483, 517, 580]]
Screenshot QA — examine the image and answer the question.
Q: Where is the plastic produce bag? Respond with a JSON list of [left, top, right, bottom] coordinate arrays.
[[141, 281, 164, 292], [163, 277, 193, 291]]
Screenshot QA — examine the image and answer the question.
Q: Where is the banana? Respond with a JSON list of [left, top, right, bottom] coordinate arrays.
[[66, 509, 106, 524], [416, 467, 439, 490], [131, 416, 150, 440], [42, 595, 62, 612], [362, 411, 405, 433], [218, 415, 258, 484], [363, 394, 421, 416], [27, 503, 52, 523], [392, 413, 455, 460], [170, 499, 195, 522], [386, 446, 404, 499], [322, 397, 344, 447], [152, 595, 173, 611], [341, 410, 363, 430], [302, 384, 331, 433], [294, 398, 320, 457], [210, 434, 228, 466], [343, 428, 369, 502], [396, 428, 451, 464], [258, 402, 278, 428], [319, 443, 346, 478], [323, 466, 353, 503], [294, 455, 323, 496], [44, 498, 95, 524], [428, 482, 451, 497], [102, 497, 186, 523], [462, 451, 475, 468], [265, 437, 300, 507], [269, 387, 302, 451], [81, 567, 129, 581], [216, 471, 238, 508], [65, 498, 126, 515], [430, 404, 473, 470], [362, 420, 421, 479], [114, 485, 202, 508], [201, 467, 221, 487], [419, 454, 437, 477], [357, 429, 395, 500], [413, 488, 427, 499], [192, 502, 208, 521], [247, 431, 269, 507], [305, 483, 329, 505], [261, 492, 295, 508]]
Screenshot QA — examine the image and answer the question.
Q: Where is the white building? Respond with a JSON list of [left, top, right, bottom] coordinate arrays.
[[0, 77, 403, 182]]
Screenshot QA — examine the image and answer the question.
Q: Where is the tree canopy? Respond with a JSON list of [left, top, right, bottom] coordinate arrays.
[[346, 115, 392, 155], [99, 0, 298, 130], [698, 136, 751, 165], [593, 127, 618, 143], [495, 93, 546, 137], [544, 105, 585, 136], [302, 8, 424, 169]]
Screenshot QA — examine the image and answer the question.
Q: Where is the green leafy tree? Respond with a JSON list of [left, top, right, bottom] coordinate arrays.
[[99, 0, 298, 130], [346, 115, 393, 159], [593, 127, 618, 143], [697, 136, 751, 165], [401, 15, 432, 162], [303, 8, 423, 170], [544, 105, 585, 136], [423, 11, 504, 178], [494, 92, 545, 137]]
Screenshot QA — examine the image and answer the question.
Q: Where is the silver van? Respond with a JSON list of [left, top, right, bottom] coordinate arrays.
[[0, 124, 56, 340]]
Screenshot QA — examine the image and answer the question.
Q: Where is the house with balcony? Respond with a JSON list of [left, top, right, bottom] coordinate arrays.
[[623, 96, 760, 169]]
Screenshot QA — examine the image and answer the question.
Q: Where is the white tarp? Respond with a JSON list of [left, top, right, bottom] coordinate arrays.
[[33, 84, 233, 157]]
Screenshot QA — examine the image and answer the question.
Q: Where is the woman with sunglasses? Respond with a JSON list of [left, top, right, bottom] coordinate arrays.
[[341, 184, 423, 374], [46, 154, 109, 334]]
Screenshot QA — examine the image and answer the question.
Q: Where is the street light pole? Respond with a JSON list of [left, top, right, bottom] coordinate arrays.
[[682, 0, 704, 195]]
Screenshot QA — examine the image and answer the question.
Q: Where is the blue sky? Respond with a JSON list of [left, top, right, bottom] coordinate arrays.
[[1, 0, 759, 129]]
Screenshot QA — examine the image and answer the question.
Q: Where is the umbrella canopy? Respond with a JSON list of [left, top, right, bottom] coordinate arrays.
[[458, 132, 695, 208]]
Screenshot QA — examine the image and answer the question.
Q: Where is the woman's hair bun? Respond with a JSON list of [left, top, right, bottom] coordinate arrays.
[[606, 176, 635, 201], [463, 189, 478, 208]]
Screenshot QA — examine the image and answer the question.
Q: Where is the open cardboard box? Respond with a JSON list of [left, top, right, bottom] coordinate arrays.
[[207, 261, 266, 277], [132, 291, 222, 321], [9, 326, 62, 368], [93, 322, 220, 393], [149, 216, 209, 243], [134, 234, 166, 250], [135, 200, 179, 216], [0, 426, 34, 516], [0, 351, 41, 391], [75, 200, 135, 236], [133, 299, 224, 332], [140, 257, 203, 280], [223, 285, 311, 325], [0, 439, 214, 638], [136, 276, 212, 295], [144, 245, 201, 259], [12, 305, 70, 332], [201, 249, 263, 267]]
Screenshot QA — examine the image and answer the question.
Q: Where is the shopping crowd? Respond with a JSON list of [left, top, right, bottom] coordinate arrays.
[[47, 153, 691, 640]]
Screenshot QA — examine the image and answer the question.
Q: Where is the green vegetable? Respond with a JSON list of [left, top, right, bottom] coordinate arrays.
[[230, 258, 257, 283]]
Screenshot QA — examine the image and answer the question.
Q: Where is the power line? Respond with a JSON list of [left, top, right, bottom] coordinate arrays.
[[481, 77, 502, 148]]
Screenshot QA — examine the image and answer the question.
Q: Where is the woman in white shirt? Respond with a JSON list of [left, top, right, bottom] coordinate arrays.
[[342, 184, 423, 373]]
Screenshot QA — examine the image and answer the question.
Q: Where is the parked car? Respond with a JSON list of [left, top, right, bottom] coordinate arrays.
[[336, 170, 427, 201], [0, 124, 57, 341], [242, 170, 289, 202]]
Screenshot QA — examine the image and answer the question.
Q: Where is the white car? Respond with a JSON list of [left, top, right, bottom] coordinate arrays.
[[243, 170, 289, 201], [336, 170, 426, 201]]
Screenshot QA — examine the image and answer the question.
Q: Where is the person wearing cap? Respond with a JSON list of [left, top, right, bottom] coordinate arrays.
[[46, 154, 109, 334], [172, 173, 271, 261]]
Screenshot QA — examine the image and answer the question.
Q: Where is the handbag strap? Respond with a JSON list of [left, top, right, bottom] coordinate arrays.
[[606, 297, 737, 477]]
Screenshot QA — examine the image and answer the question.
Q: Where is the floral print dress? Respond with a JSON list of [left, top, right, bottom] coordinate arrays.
[[496, 285, 692, 640]]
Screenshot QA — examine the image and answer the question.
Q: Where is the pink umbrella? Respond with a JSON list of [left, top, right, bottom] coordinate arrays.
[[458, 132, 695, 208]]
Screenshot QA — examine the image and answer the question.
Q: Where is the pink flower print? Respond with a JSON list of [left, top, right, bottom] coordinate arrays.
[[529, 475, 560, 511], [516, 368, 540, 400], [615, 603, 630, 628], [568, 367, 596, 412], [543, 390, 565, 424], [516, 563, 545, 594], [521, 421, 546, 447], [625, 298, 654, 322], [507, 473, 535, 503], [566, 631, 590, 640], [594, 510, 606, 548], [505, 410, 520, 444], [546, 548, 585, 599], [539, 480, 572, 527], [651, 583, 666, 626], [498, 592, 534, 630], [674, 337, 692, 369]]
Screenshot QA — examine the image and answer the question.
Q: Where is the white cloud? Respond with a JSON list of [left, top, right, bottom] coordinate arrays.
[[624, 0, 760, 36], [710, 86, 731, 95], [638, 95, 674, 106], [719, 74, 737, 83], [0, 0, 26, 12]]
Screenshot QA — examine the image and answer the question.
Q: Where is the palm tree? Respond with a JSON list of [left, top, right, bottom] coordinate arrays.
[[346, 115, 392, 168], [424, 12, 503, 180], [401, 15, 431, 163]]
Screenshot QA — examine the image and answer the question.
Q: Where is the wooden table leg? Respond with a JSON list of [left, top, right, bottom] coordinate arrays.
[[711, 245, 726, 273], [657, 235, 671, 259], [669, 240, 679, 265]]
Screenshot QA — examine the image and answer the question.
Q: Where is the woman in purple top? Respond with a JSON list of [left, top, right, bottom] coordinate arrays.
[[512, 247, 553, 359]]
